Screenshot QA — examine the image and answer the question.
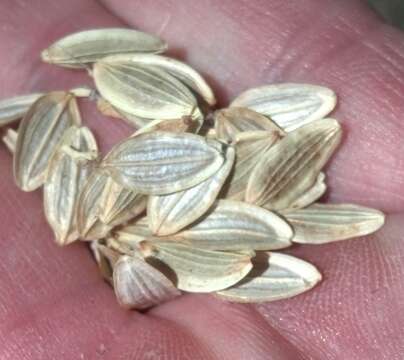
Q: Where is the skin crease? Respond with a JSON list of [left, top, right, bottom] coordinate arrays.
[[0, 0, 403, 358]]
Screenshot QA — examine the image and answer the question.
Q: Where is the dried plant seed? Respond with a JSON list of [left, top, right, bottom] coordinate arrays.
[[101, 132, 225, 195], [285, 203, 385, 244], [14, 92, 81, 191], [246, 118, 341, 210], [113, 254, 180, 309], [230, 83, 336, 131], [153, 200, 293, 251], [217, 252, 321, 302], [104, 53, 216, 106], [42, 28, 167, 68], [44, 126, 98, 245], [141, 242, 253, 293], [93, 61, 197, 120]]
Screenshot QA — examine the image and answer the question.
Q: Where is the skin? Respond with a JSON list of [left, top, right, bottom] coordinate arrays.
[[0, 0, 403, 358]]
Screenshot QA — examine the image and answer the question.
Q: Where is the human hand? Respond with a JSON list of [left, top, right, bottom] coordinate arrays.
[[0, 0, 403, 358]]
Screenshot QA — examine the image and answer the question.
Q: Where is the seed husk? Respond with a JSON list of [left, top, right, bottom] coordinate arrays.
[[76, 170, 113, 240], [2, 128, 18, 153], [93, 61, 197, 120], [101, 131, 225, 195], [0, 93, 43, 127], [113, 254, 180, 309], [285, 172, 326, 211], [285, 203, 385, 244], [214, 107, 285, 142], [230, 83, 336, 131], [217, 252, 321, 302], [99, 177, 147, 228], [103, 53, 216, 106], [14, 91, 81, 191], [41, 28, 167, 68], [221, 130, 281, 200], [141, 242, 253, 293], [44, 126, 98, 245], [152, 199, 293, 251], [148, 145, 235, 236], [246, 118, 341, 210]]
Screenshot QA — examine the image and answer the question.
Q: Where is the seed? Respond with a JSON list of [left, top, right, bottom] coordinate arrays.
[[93, 60, 197, 120], [90, 240, 120, 284], [141, 242, 253, 293], [14, 91, 81, 191], [285, 203, 386, 244], [101, 131, 225, 195], [152, 199, 293, 251], [76, 170, 113, 241], [217, 252, 321, 302], [44, 126, 98, 245], [246, 118, 341, 210], [148, 145, 235, 236], [230, 83, 336, 131], [103, 53, 216, 106], [113, 254, 181, 309], [41, 28, 167, 68]]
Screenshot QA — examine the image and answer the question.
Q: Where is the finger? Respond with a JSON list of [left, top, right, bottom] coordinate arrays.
[[101, 0, 404, 213]]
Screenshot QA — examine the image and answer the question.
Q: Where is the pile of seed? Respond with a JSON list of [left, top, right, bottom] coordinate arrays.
[[0, 28, 385, 309]]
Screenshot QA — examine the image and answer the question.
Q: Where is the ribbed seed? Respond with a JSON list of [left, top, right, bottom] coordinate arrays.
[[141, 242, 253, 293], [217, 252, 321, 302], [230, 83, 336, 131], [246, 118, 341, 210], [285, 203, 385, 244], [152, 199, 293, 251], [41, 28, 167, 68], [44, 126, 98, 245], [101, 131, 225, 195], [93, 61, 197, 120], [14, 91, 81, 191]]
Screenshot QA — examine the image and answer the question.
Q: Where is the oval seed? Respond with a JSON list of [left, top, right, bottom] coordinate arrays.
[[101, 131, 225, 195], [142, 242, 253, 293], [113, 255, 180, 309], [103, 53, 216, 106], [93, 61, 197, 120], [246, 118, 342, 210], [41, 28, 167, 68], [217, 252, 322, 302], [285, 203, 385, 244], [44, 126, 98, 245], [14, 92, 81, 191], [230, 83, 336, 131], [153, 199, 293, 251]]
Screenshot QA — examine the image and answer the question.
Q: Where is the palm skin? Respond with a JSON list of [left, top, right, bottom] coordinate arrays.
[[0, 0, 403, 359]]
